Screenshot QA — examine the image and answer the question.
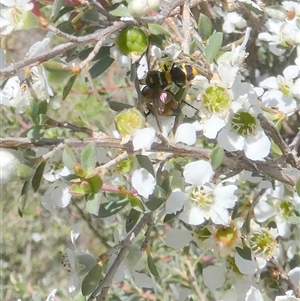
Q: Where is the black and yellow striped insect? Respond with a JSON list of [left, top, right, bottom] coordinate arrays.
[[141, 86, 180, 117], [145, 64, 198, 89]]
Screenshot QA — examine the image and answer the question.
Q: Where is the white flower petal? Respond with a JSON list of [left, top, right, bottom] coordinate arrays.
[[218, 127, 244, 152], [183, 160, 213, 186], [203, 266, 226, 289], [254, 201, 276, 223], [165, 189, 188, 214], [234, 253, 257, 275], [245, 287, 264, 301], [174, 123, 196, 145], [132, 168, 156, 199], [244, 132, 270, 160], [133, 127, 156, 151], [210, 206, 229, 225], [165, 229, 192, 249], [203, 115, 226, 139], [179, 206, 205, 225], [214, 184, 238, 208]]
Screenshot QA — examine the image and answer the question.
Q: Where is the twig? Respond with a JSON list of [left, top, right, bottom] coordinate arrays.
[[45, 117, 94, 135], [40, 142, 64, 162], [96, 151, 130, 174], [182, 0, 192, 54], [257, 113, 300, 169], [0, 0, 204, 78], [269, 257, 300, 298], [88, 212, 153, 300], [0, 136, 297, 186], [72, 202, 111, 249]]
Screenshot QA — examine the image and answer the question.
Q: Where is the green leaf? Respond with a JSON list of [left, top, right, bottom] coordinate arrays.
[[109, 101, 133, 112], [210, 145, 225, 169], [50, 0, 64, 22], [98, 194, 129, 217], [148, 23, 169, 36], [86, 193, 101, 215], [89, 56, 114, 79], [126, 209, 141, 232], [18, 180, 31, 217], [32, 160, 47, 192], [17, 163, 34, 181], [73, 291, 86, 301], [81, 143, 96, 170], [69, 183, 87, 197], [81, 263, 103, 296], [296, 178, 300, 197], [236, 246, 252, 261], [128, 195, 144, 211], [109, 3, 130, 17], [63, 145, 77, 170], [136, 154, 155, 177], [29, 99, 39, 123], [205, 32, 223, 64], [144, 197, 163, 211], [147, 252, 159, 279], [63, 74, 78, 100], [198, 13, 212, 41], [27, 125, 44, 140], [87, 175, 103, 193], [163, 211, 180, 223]]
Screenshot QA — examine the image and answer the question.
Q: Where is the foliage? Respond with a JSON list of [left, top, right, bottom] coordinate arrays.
[[0, 0, 300, 301]]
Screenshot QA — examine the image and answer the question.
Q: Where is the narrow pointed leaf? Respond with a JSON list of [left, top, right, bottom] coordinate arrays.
[[126, 209, 141, 232], [81, 263, 104, 296], [205, 32, 223, 63], [18, 180, 31, 217], [32, 160, 47, 192], [63, 74, 78, 100], [81, 143, 96, 170], [63, 145, 77, 170], [147, 252, 159, 279], [136, 155, 155, 177]]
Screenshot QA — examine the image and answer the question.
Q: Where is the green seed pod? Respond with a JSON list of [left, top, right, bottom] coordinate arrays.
[[116, 27, 148, 56]]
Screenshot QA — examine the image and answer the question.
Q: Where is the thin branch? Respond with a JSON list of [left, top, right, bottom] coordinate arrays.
[[257, 113, 300, 169], [0, 136, 297, 186], [96, 151, 130, 174], [45, 117, 94, 135], [0, 0, 204, 78], [88, 212, 153, 300], [269, 257, 300, 298]]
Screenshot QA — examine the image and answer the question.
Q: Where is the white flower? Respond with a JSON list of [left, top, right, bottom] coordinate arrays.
[[41, 181, 72, 215], [217, 94, 271, 160], [0, 0, 34, 35], [179, 183, 238, 226], [131, 168, 156, 199]]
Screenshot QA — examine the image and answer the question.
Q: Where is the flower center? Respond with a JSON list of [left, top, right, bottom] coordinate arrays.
[[203, 86, 231, 114], [231, 111, 257, 136], [215, 226, 236, 246], [249, 229, 277, 258], [190, 186, 214, 208]]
